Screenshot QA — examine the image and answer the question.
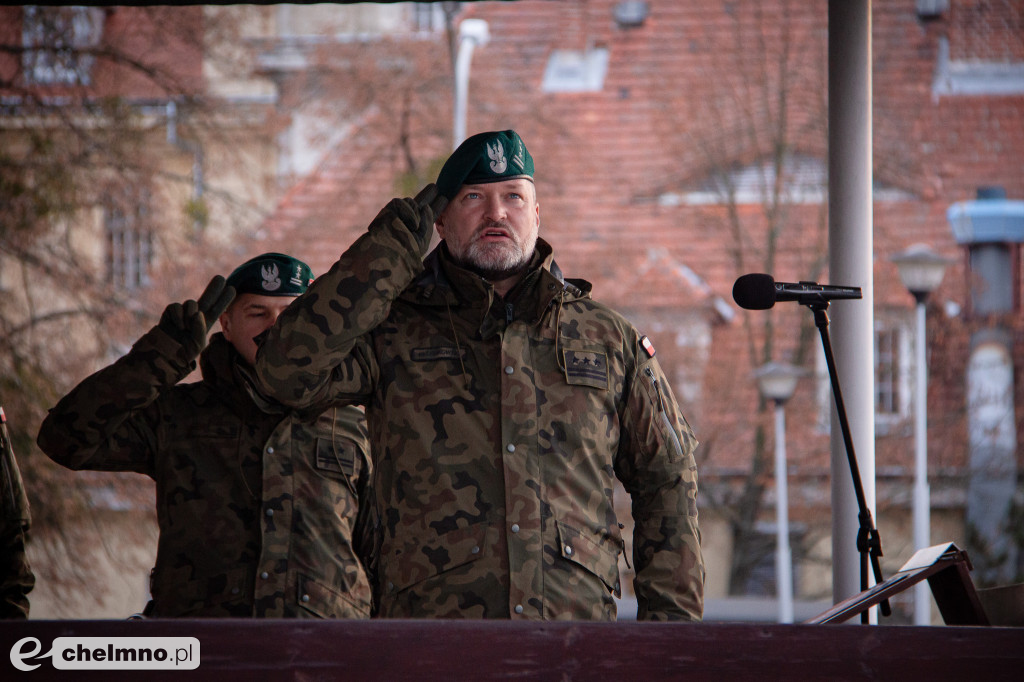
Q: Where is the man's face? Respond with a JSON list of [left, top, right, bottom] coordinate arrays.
[[435, 178, 540, 283], [219, 293, 295, 366]]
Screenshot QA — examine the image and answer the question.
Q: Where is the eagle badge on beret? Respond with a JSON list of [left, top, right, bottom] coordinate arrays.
[[487, 141, 508, 174], [261, 263, 282, 291], [227, 252, 314, 297]]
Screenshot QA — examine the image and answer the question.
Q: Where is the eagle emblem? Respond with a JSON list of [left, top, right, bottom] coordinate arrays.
[[261, 263, 282, 291], [487, 140, 508, 174]]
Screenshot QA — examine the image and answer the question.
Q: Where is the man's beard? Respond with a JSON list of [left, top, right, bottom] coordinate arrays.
[[448, 222, 536, 282]]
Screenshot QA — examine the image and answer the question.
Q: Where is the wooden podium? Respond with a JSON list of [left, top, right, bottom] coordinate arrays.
[[4, 543, 1021, 680]]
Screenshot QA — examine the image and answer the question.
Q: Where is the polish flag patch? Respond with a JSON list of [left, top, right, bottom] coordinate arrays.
[[641, 335, 656, 357]]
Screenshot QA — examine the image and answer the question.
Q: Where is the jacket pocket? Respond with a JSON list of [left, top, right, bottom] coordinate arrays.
[[555, 519, 623, 597], [383, 521, 492, 595], [296, 573, 371, 619], [153, 565, 252, 617]]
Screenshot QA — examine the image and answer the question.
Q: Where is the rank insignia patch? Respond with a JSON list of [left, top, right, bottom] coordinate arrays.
[[562, 349, 609, 389]]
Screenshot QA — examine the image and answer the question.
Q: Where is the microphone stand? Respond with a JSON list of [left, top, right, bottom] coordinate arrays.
[[807, 300, 891, 623]]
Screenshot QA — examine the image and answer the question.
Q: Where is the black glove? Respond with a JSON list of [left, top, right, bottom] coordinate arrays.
[[373, 183, 449, 255], [157, 275, 236, 361]]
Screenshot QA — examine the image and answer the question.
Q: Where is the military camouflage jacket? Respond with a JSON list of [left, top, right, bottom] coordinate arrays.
[[38, 330, 371, 618], [1, 408, 34, 619], [255, 218, 704, 621]]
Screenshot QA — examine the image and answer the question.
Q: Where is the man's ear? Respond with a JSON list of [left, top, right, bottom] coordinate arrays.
[[218, 311, 232, 340], [434, 213, 447, 240]]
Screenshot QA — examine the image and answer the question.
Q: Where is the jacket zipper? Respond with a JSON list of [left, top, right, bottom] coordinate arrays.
[[645, 366, 684, 459]]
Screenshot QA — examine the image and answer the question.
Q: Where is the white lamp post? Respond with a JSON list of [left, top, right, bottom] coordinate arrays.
[[452, 19, 489, 149], [891, 243, 952, 626], [754, 361, 805, 624]]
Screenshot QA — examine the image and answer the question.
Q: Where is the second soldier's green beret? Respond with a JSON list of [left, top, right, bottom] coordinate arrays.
[[435, 129, 535, 201], [225, 252, 314, 297]]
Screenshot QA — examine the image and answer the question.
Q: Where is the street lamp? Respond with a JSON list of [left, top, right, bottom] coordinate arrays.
[[891, 243, 953, 626], [754, 361, 805, 624]]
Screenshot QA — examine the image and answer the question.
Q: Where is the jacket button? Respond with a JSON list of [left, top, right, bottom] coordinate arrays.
[[471, 546, 480, 554], [260, 571, 269, 580], [266, 446, 275, 454], [504, 365, 514, 374], [302, 594, 310, 603], [511, 523, 520, 533], [506, 444, 515, 453], [265, 508, 274, 517], [565, 545, 573, 556], [514, 604, 524, 614]]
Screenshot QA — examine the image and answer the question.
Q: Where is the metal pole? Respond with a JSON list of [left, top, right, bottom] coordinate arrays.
[[774, 401, 794, 624], [452, 39, 474, 148], [828, 0, 876, 616], [452, 20, 489, 149], [913, 300, 931, 625]]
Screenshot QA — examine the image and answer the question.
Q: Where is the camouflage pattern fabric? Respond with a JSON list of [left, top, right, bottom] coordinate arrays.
[[254, 198, 704, 621], [37, 330, 372, 618], [1, 408, 34, 619]]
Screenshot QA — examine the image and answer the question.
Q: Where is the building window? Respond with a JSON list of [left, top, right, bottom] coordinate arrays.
[[410, 2, 455, 34], [21, 6, 105, 86], [541, 48, 610, 93], [105, 200, 153, 291], [741, 523, 803, 600], [875, 326, 902, 416], [932, 0, 1024, 96], [874, 316, 912, 432], [813, 315, 911, 433]]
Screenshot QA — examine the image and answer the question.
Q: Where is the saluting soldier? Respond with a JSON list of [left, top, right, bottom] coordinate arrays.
[[255, 131, 704, 621], [38, 253, 372, 618]]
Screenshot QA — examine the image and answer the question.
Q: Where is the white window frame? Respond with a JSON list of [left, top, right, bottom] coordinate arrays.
[[409, 2, 454, 35], [813, 313, 912, 434], [541, 47, 610, 93], [21, 6, 105, 86], [105, 197, 153, 292]]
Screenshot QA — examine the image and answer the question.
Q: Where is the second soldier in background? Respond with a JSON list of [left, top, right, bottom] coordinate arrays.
[[38, 253, 372, 618]]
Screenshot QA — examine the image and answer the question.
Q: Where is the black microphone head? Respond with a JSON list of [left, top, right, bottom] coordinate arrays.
[[733, 273, 777, 310]]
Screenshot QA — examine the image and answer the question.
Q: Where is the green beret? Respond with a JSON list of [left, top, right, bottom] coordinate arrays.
[[436, 129, 534, 201], [225, 252, 314, 297]]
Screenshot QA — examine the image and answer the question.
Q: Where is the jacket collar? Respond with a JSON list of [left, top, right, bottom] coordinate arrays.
[[408, 238, 589, 307], [202, 333, 288, 416], [401, 238, 592, 340]]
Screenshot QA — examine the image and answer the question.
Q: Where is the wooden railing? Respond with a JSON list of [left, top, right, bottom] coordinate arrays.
[[3, 618, 1022, 680]]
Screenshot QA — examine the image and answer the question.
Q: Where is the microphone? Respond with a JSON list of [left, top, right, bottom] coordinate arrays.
[[732, 273, 862, 310]]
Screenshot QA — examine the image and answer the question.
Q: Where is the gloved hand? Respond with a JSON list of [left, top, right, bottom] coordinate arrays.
[[371, 183, 449, 255], [157, 275, 236, 361]]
